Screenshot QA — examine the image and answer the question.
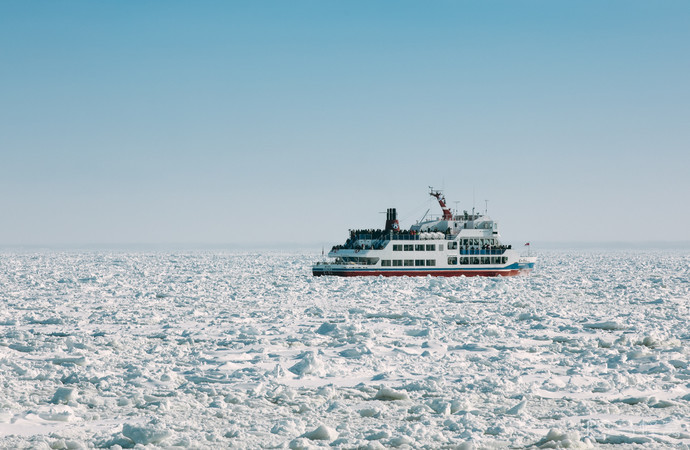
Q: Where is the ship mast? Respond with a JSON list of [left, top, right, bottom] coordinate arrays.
[[429, 188, 453, 220]]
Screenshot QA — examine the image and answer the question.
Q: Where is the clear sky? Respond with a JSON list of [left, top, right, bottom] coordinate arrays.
[[1, 1, 689, 247]]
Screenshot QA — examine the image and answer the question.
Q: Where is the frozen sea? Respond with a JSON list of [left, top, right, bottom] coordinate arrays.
[[1, 249, 689, 449]]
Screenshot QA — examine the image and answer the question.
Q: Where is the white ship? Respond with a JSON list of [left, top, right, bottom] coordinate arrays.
[[313, 189, 536, 277]]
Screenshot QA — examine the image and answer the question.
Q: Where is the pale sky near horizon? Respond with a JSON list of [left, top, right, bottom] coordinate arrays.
[[1, 1, 689, 247]]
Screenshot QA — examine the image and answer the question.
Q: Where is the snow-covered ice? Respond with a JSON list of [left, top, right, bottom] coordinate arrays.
[[0, 249, 689, 448]]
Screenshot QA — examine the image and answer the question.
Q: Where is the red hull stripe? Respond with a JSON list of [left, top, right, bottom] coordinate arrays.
[[313, 262, 535, 277]]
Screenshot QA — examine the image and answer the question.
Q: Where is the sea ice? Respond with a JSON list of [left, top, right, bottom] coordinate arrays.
[[0, 249, 688, 447]]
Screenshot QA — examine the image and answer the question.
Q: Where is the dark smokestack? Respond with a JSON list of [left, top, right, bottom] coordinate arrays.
[[385, 208, 399, 231]]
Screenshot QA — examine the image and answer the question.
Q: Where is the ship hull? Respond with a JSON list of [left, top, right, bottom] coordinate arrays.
[[313, 262, 535, 277]]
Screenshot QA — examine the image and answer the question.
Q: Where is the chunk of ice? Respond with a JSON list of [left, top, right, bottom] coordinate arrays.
[[301, 424, 338, 441], [374, 387, 409, 401], [51, 387, 77, 405], [122, 422, 171, 445]]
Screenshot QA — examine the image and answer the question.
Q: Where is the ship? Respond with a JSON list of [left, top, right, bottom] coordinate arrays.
[[313, 189, 536, 277]]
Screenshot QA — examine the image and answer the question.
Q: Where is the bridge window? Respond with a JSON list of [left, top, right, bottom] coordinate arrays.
[[393, 245, 402, 251]]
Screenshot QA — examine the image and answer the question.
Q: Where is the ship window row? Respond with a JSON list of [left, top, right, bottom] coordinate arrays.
[[392, 244, 441, 251], [382, 256, 508, 266], [392, 241, 502, 251], [381, 259, 436, 267], [335, 257, 380, 265], [458, 256, 508, 265], [459, 238, 498, 247]]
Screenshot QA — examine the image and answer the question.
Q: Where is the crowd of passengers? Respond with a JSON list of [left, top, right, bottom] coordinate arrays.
[[331, 232, 514, 252], [350, 228, 432, 239], [330, 228, 426, 251]]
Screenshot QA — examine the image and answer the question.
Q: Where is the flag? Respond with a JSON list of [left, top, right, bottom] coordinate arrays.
[[524, 242, 530, 246]]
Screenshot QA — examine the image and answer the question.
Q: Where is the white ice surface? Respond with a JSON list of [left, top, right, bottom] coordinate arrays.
[[0, 249, 689, 448]]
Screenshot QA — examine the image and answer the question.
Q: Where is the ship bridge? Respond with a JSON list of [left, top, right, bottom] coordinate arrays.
[[410, 189, 498, 237]]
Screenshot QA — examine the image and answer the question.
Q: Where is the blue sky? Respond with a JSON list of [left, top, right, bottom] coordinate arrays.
[[1, 1, 688, 247]]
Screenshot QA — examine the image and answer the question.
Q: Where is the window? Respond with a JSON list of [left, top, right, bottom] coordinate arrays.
[[426, 244, 435, 251], [426, 259, 436, 266], [415, 260, 425, 266], [460, 257, 469, 265], [481, 257, 489, 264], [448, 242, 458, 250], [381, 260, 391, 266], [448, 256, 457, 265], [404, 245, 413, 251], [393, 260, 403, 266], [404, 259, 414, 266], [470, 257, 480, 265], [415, 244, 425, 251], [393, 245, 402, 251]]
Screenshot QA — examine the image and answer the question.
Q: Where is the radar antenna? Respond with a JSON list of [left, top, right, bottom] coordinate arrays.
[[429, 187, 453, 221]]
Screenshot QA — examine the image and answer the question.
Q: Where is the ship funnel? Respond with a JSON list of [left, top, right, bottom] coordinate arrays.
[[385, 208, 400, 231]]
